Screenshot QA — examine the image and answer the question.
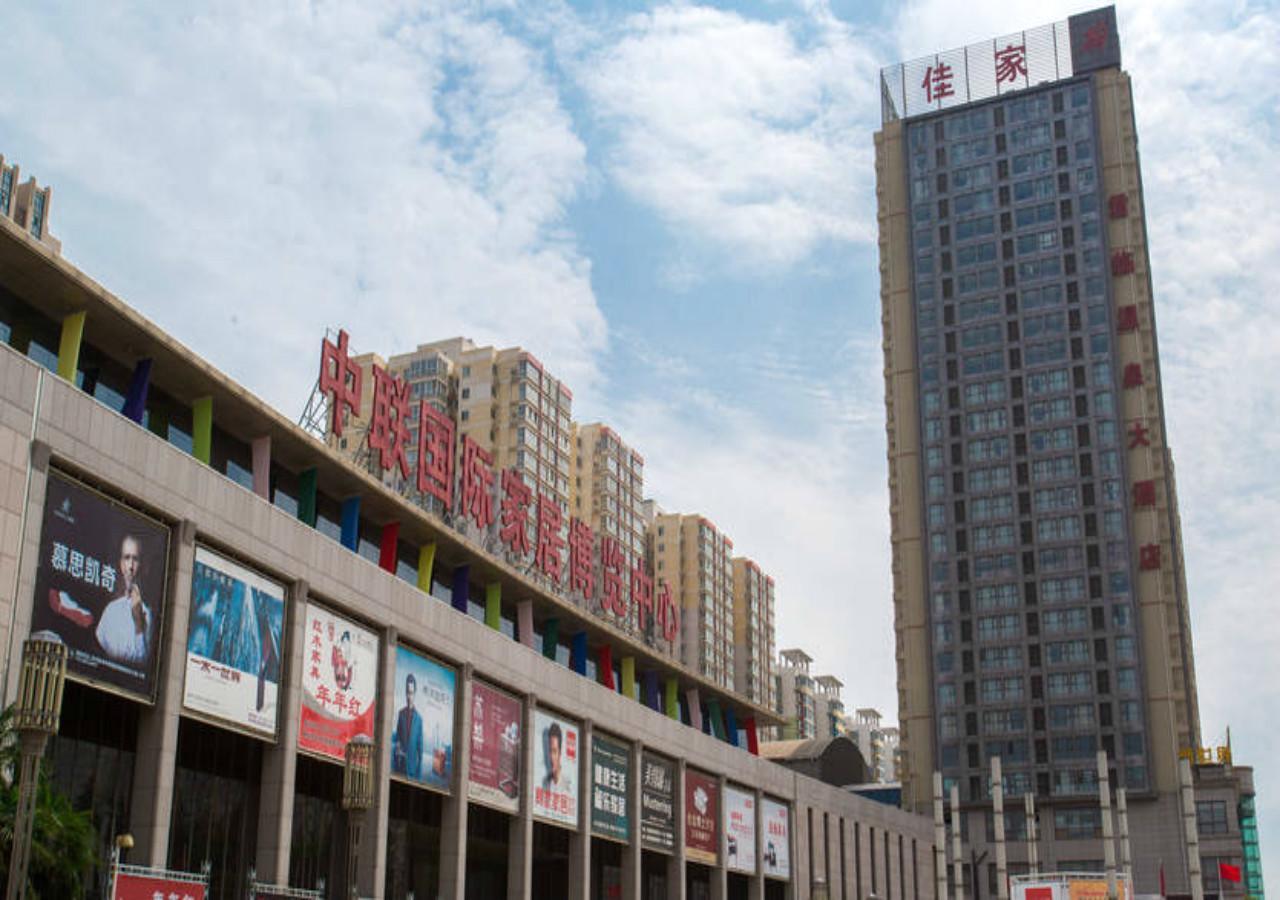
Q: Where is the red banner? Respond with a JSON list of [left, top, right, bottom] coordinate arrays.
[[685, 769, 719, 865], [114, 871, 205, 900]]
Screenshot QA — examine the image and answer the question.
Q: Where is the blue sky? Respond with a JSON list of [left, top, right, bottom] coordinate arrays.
[[3, 0, 1278, 887]]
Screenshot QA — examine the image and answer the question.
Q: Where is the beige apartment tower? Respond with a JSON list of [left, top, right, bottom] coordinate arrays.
[[878, 7, 1210, 893], [731, 556, 777, 708], [650, 513, 735, 689], [0, 153, 60, 256]]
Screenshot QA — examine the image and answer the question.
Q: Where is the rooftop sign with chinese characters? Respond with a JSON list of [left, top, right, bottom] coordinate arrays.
[[880, 6, 1119, 123], [315, 329, 681, 651]]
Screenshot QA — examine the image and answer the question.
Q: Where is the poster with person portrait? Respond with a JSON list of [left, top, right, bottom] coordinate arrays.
[[724, 786, 757, 874], [297, 603, 379, 761], [389, 645, 456, 793], [468, 680, 522, 813], [532, 709, 579, 828], [761, 798, 791, 879], [29, 471, 170, 701], [182, 546, 285, 737]]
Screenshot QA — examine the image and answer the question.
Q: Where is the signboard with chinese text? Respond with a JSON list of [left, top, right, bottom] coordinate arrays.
[[878, 10, 1123, 122], [297, 603, 378, 761], [532, 709, 580, 828], [684, 769, 719, 865], [312, 329, 681, 659], [182, 546, 284, 737], [640, 752, 676, 853], [112, 870, 205, 900], [590, 733, 630, 842], [761, 797, 791, 880], [30, 471, 170, 701], [723, 786, 756, 874], [1067, 880, 1131, 900], [468, 680, 522, 812], [390, 645, 456, 793]]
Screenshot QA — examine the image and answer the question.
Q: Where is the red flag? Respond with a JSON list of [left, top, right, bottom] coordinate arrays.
[[1159, 860, 1166, 897], [1219, 861, 1242, 883]]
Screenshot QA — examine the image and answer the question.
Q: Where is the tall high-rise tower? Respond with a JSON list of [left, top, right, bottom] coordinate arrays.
[[877, 8, 1202, 891]]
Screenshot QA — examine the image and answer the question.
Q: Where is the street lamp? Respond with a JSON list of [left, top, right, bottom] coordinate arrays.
[[5, 639, 68, 900], [341, 735, 375, 899]]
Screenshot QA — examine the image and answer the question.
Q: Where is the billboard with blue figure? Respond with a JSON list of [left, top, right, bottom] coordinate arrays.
[[183, 546, 285, 737], [391, 644, 457, 793]]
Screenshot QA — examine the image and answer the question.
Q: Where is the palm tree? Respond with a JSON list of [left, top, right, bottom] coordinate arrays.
[[0, 707, 96, 898]]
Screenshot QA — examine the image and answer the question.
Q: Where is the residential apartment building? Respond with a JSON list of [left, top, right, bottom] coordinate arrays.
[[1191, 755, 1265, 898], [731, 556, 777, 709], [773, 648, 817, 741], [877, 7, 1222, 893], [813, 675, 845, 740], [650, 513, 736, 689], [0, 153, 60, 255], [329, 338, 572, 515], [845, 708, 900, 784]]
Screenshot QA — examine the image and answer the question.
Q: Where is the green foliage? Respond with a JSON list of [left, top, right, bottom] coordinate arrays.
[[0, 707, 96, 899]]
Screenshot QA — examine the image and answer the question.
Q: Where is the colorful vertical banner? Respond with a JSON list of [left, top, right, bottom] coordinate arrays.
[[724, 786, 756, 874], [468, 680, 522, 812], [761, 797, 791, 879], [389, 645, 456, 793], [30, 471, 170, 701], [684, 769, 719, 865], [640, 752, 676, 853], [297, 603, 378, 760], [532, 709, 580, 827], [590, 733, 630, 842], [184, 546, 285, 737]]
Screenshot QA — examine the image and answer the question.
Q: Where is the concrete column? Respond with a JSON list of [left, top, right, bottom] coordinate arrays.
[[667, 758, 688, 900], [569, 719, 594, 900], [507, 693, 537, 900], [129, 519, 196, 866], [824, 812, 838, 897], [992, 757, 1008, 900], [356, 624, 396, 898], [749, 789, 765, 900], [250, 435, 271, 500], [794, 805, 810, 900], [1179, 757, 1204, 900], [840, 819, 857, 900], [711, 774, 728, 900], [949, 785, 962, 900], [439, 663, 474, 900], [621, 741, 642, 900], [933, 772, 947, 900], [1098, 751, 1117, 900], [255, 578, 309, 884]]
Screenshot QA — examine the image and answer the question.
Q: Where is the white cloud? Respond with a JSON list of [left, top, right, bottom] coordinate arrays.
[[580, 3, 882, 266], [0, 0, 604, 412]]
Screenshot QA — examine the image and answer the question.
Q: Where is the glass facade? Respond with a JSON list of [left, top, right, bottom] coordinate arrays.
[[906, 75, 1149, 801]]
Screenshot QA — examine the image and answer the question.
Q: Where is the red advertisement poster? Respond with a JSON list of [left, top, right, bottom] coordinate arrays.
[[297, 603, 379, 761], [468, 680, 522, 812], [684, 769, 719, 865], [113, 871, 205, 900]]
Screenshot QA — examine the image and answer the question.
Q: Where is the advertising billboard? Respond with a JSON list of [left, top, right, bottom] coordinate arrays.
[[590, 733, 630, 842], [684, 769, 719, 865], [761, 797, 791, 879], [640, 752, 676, 853], [297, 603, 378, 760], [389, 645, 456, 793], [182, 546, 284, 737], [113, 871, 205, 900], [532, 709, 580, 828], [31, 471, 170, 701], [468, 680, 522, 812], [724, 786, 756, 874]]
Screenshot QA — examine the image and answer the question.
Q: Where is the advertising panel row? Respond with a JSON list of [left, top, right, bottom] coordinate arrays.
[[28, 474, 790, 875]]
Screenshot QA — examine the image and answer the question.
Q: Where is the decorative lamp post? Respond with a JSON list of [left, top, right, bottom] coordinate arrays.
[[5, 639, 68, 900], [341, 735, 375, 899]]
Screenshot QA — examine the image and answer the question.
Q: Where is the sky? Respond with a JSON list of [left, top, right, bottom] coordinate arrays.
[[3, 0, 1278, 887]]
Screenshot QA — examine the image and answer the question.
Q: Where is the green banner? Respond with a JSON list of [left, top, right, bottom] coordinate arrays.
[[590, 734, 630, 842]]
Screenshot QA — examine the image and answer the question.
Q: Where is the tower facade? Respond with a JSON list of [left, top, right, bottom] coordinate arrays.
[[877, 8, 1201, 891]]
